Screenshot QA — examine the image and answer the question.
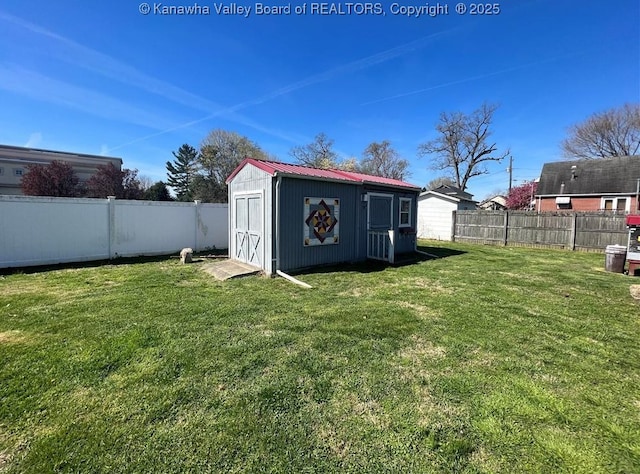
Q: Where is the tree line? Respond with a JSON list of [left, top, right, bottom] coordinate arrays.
[[164, 130, 411, 203], [21, 161, 172, 201], [20, 102, 638, 204]]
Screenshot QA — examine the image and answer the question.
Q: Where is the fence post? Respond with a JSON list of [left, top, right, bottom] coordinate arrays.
[[570, 213, 577, 251], [107, 196, 116, 259], [194, 200, 201, 251], [451, 210, 457, 242], [503, 211, 509, 246]]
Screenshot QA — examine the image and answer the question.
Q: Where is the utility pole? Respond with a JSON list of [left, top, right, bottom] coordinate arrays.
[[507, 155, 513, 192]]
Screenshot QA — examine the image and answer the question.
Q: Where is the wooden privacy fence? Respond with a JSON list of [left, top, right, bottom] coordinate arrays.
[[452, 211, 628, 251]]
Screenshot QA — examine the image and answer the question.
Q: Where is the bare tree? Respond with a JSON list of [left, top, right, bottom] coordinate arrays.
[[138, 174, 154, 192], [199, 129, 267, 184], [360, 140, 410, 180], [289, 133, 338, 169], [418, 103, 509, 191], [338, 157, 361, 172], [562, 103, 640, 159], [196, 129, 268, 203]]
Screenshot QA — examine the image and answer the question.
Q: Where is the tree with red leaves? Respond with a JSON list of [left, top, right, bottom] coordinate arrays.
[[85, 163, 143, 199], [506, 180, 538, 210], [21, 160, 80, 197]]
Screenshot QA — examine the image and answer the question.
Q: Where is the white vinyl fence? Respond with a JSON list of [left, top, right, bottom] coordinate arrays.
[[0, 196, 228, 269]]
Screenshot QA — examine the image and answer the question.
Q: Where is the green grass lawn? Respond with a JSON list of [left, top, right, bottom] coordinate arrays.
[[1, 242, 639, 473]]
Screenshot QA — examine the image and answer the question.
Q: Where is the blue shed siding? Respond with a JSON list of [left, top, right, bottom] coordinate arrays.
[[392, 189, 419, 255], [277, 178, 361, 272], [228, 161, 419, 274], [358, 185, 419, 256]]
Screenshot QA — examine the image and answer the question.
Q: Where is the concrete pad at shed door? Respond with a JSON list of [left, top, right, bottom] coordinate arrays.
[[201, 259, 261, 281]]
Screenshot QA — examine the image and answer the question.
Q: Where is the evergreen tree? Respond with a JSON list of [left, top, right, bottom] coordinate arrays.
[[166, 144, 199, 201], [143, 181, 173, 201]]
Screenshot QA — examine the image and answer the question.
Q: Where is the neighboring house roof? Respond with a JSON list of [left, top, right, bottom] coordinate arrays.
[[418, 189, 477, 204], [226, 158, 421, 191], [478, 195, 507, 210], [537, 156, 640, 196], [429, 184, 474, 201], [419, 184, 476, 203]]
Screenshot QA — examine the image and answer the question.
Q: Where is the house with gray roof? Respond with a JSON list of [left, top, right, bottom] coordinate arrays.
[[535, 156, 640, 212]]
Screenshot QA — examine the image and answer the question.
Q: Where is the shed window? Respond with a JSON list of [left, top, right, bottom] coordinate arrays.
[[399, 198, 411, 227], [0, 167, 3, 175], [14, 168, 23, 176]]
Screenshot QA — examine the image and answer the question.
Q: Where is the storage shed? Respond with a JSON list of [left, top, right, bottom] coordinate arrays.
[[226, 158, 421, 275], [417, 185, 477, 241]]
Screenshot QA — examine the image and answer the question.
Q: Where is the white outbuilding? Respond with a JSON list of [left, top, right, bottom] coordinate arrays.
[[417, 185, 477, 241]]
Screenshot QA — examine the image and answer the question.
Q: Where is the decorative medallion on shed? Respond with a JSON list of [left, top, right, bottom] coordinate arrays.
[[304, 197, 340, 246]]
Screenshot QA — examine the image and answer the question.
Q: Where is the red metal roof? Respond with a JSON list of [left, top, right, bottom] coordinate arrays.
[[333, 169, 420, 190], [226, 158, 420, 190]]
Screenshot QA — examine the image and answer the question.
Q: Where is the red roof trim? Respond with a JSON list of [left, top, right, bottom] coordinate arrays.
[[226, 158, 420, 190], [627, 215, 640, 226]]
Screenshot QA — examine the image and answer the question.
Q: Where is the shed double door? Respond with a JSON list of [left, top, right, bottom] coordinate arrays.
[[234, 193, 263, 268]]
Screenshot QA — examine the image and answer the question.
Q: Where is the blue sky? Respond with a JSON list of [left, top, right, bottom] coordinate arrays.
[[1, 0, 638, 199]]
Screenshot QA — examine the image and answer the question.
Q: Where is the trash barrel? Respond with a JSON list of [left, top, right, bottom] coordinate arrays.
[[605, 245, 627, 273]]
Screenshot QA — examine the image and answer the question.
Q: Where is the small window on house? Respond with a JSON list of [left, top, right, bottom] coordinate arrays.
[[399, 198, 411, 227], [555, 196, 571, 210], [602, 197, 628, 212], [14, 168, 24, 177], [0, 167, 4, 176]]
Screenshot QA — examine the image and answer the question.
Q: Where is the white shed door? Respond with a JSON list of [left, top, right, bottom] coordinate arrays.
[[234, 194, 263, 268]]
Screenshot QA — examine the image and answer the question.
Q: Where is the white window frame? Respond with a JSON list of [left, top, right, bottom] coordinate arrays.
[[399, 197, 412, 228], [601, 197, 630, 212], [13, 168, 24, 177], [0, 167, 4, 176]]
